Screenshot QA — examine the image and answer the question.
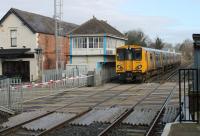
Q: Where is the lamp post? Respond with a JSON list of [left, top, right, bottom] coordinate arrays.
[[35, 48, 43, 82]]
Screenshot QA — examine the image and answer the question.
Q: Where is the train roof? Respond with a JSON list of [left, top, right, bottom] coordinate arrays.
[[117, 45, 181, 55]]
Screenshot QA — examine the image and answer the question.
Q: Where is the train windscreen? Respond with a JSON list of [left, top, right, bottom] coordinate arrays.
[[132, 48, 142, 60], [117, 48, 126, 60]]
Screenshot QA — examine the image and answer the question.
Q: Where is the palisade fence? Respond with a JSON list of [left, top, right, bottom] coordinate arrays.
[[0, 65, 92, 113], [0, 64, 116, 113], [0, 77, 22, 112], [42, 64, 88, 82]]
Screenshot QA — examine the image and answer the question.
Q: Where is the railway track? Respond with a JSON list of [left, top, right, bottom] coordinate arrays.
[[0, 85, 177, 136], [95, 63, 192, 136], [0, 62, 190, 136], [1, 83, 149, 136], [43, 85, 177, 136], [97, 86, 175, 136]]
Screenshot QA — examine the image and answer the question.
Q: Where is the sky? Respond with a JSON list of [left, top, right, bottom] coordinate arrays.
[[1, 0, 200, 45]]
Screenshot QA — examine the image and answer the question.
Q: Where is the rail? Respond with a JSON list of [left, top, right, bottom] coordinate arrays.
[[0, 84, 122, 136], [98, 83, 164, 136], [98, 68, 179, 136], [145, 86, 175, 136]]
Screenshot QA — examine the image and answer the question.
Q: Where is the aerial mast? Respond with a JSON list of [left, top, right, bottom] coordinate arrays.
[[54, 0, 63, 70]]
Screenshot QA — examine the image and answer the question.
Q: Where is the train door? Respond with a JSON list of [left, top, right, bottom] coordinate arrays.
[[125, 49, 133, 72], [155, 53, 159, 68], [145, 51, 149, 71], [160, 53, 163, 68], [150, 53, 154, 70], [153, 52, 156, 69]]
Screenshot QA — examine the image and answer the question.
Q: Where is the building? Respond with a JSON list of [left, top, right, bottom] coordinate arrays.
[[69, 17, 126, 72], [0, 8, 77, 81]]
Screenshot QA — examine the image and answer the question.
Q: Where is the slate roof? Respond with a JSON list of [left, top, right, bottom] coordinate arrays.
[[70, 17, 125, 39], [0, 8, 78, 36]]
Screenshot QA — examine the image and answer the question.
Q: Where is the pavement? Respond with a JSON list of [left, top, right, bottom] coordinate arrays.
[[162, 122, 200, 136]]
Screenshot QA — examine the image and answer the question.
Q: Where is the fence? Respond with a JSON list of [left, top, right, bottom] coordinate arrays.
[[42, 64, 88, 82], [94, 63, 116, 86], [0, 77, 22, 112], [1, 75, 93, 113], [179, 68, 200, 123]]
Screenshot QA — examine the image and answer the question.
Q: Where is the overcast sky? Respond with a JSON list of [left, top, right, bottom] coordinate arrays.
[[1, 0, 200, 45]]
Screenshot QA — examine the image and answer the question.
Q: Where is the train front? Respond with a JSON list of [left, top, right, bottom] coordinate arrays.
[[116, 45, 143, 81]]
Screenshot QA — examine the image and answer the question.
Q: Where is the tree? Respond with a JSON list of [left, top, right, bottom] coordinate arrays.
[[125, 30, 148, 47], [149, 37, 165, 49], [179, 39, 193, 60], [163, 43, 175, 52], [175, 43, 181, 52]]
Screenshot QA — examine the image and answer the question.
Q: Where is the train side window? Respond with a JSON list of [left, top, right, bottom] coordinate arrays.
[[150, 54, 153, 60]]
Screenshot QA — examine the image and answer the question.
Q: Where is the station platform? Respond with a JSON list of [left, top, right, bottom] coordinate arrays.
[[162, 122, 200, 136]]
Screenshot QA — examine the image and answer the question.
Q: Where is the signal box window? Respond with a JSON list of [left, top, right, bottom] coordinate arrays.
[[10, 30, 17, 47]]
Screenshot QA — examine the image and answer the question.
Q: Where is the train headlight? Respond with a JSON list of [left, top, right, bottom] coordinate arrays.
[[136, 65, 142, 70], [117, 65, 123, 70]]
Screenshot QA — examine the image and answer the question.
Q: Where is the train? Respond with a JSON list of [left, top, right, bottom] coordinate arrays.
[[116, 45, 181, 81]]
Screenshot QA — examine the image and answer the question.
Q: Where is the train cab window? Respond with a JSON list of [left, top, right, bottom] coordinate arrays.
[[132, 48, 142, 61], [117, 49, 126, 60]]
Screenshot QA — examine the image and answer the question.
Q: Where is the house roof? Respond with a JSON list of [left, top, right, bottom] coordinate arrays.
[[0, 8, 78, 36], [70, 17, 125, 39]]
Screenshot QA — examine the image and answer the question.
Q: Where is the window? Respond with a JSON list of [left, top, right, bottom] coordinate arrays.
[[132, 48, 142, 60], [150, 54, 153, 60], [78, 38, 82, 48], [10, 30, 17, 47], [73, 38, 78, 48], [117, 49, 126, 60], [82, 37, 87, 48], [73, 37, 103, 48], [94, 37, 98, 48], [89, 37, 93, 48], [99, 37, 103, 48]]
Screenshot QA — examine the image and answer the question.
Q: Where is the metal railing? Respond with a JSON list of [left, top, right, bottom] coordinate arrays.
[[179, 68, 200, 123], [19, 75, 94, 104], [42, 64, 88, 82], [1, 75, 93, 113], [0, 77, 22, 112]]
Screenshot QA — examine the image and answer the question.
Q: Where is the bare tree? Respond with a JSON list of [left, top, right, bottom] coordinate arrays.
[[179, 39, 193, 60], [149, 37, 165, 49], [163, 43, 174, 51], [125, 30, 148, 47]]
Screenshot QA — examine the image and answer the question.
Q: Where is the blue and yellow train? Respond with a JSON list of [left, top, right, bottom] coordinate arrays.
[[116, 45, 181, 81]]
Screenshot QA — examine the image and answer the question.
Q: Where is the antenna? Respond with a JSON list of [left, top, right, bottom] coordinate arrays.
[[54, 0, 64, 70]]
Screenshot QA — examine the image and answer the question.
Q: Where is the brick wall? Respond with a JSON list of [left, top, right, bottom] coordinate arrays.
[[37, 33, 70, 70]]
